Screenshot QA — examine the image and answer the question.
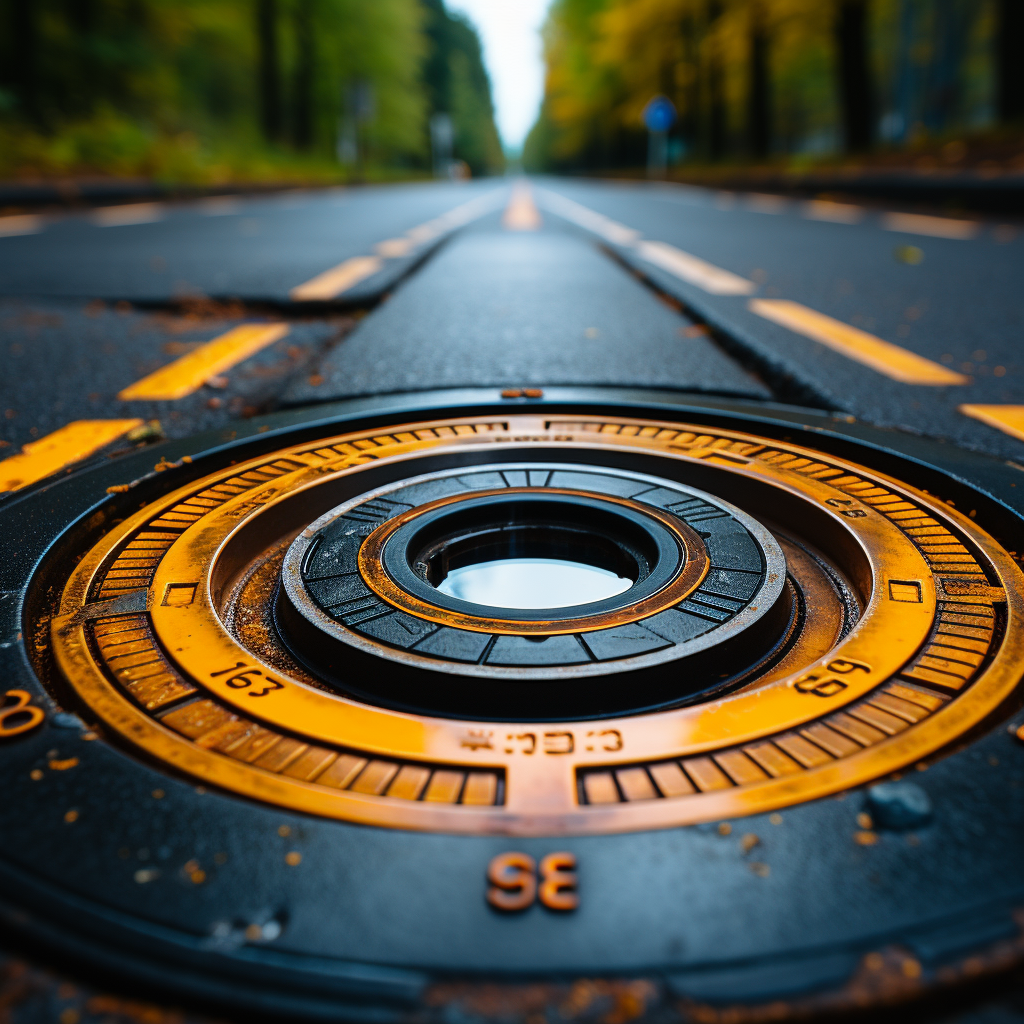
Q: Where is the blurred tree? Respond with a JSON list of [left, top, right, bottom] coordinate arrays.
[[526, 0, 1005, 173], [257, 0, 283, 143], [421, 0, 503, 174], [747, 1, 771, 156], [292, 0, 314, 149], [835, 0, 874, 151], [0, 0, 499, 181], [997, 0, 1024, 122]]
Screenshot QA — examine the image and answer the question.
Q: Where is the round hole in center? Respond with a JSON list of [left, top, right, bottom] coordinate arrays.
[[405, 499, 655, 611]]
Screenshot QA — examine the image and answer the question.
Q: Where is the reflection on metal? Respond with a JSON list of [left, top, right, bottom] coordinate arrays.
[[437, 558, 632, 608], [48, 414, 1024, 836]]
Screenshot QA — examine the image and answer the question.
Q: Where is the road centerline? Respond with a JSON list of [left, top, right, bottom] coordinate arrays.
[[750, 299, 969, 385], [118, 323, 290, 400], [0, 419, 144, 492]]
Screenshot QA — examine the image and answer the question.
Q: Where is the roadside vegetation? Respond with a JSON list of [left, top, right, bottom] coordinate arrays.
[[0, 0, 503, 184], [524, 0, 1024, 175]]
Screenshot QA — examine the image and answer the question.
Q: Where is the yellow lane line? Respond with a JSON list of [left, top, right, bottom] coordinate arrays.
[[959, 405, 1024, 443], [118, 323, 290, 400], [636, 240, 755, 295], [503, 184, 542, 230], [289, 256, 382, 301], [0, 419, 144, 492], [803, 200, 864, 224], [535, 190, 640, 245], [375, 238, 413, 257], [881, 211, 979, 239], [92, 203, 165, 227], [0, 214, 44, 237], [746, 193, 787, 214], [290, 189, 505, 300], [750, 299, 969, 385]]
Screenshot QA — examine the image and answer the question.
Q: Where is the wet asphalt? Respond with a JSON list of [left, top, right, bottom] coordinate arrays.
[[1, 176, 1022, 464]]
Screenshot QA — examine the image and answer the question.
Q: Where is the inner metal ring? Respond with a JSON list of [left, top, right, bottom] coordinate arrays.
[[362, 489, 704, 633]]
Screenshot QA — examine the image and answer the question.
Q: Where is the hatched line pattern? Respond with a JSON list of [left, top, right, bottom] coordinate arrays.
[[93, 459, 307, 601], [90, 616, 503, 807], [551, 421, 1002, 805], [578, 678, 951, 805]]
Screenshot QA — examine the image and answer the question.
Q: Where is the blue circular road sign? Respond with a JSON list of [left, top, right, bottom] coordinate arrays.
[[643, 95, 676, 133]]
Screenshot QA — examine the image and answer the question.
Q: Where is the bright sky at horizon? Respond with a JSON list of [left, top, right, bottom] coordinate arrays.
[[446, 0, 551, 152]]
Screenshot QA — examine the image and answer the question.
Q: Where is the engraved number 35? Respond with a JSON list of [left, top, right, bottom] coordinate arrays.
[[487, 852, 578, 912]]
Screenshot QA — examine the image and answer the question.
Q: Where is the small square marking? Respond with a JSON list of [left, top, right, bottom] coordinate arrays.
[[162, 583, 197, 607], [888, 580, 922, 603]]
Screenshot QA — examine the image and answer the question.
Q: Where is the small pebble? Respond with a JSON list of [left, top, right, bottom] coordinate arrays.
[[285, 851, 302, 866], [717, 822, 732, 836], [51, 712, 84, 730], [866, 781, 932, 830]]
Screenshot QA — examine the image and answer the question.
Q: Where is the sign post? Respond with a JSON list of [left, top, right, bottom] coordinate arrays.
[[643, 95, 677, 178]]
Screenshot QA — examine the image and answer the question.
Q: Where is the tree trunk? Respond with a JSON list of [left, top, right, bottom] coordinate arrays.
[[707, 0, 726, 160], [257, 0, 283, 143], [10, 0, 41, 124], [835, 0, 874, 152], [998, 0, 1024, 122], [747, 3, 771, 159], [293, 0, 315, 149], [680, 12, 700, 159]]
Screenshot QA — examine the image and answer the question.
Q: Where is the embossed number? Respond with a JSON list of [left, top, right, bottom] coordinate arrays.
[[210, 663, 284, 697], [0, 690, 45, 739], [825, 498, 868, 518], [793, 658, 871, 697], [487, 852, 578, 912]]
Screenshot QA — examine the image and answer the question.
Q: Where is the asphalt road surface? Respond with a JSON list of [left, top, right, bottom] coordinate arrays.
[[1, 174, 1022, 488]]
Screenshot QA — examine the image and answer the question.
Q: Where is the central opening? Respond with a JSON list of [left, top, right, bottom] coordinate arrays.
[[405, 498, 655, 611]]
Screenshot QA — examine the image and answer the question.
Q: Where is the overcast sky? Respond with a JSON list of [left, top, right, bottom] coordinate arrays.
[[446, 0, 551, 152]]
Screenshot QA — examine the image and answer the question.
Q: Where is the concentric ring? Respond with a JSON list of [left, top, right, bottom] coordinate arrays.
[[46, 413, 1024, 835]]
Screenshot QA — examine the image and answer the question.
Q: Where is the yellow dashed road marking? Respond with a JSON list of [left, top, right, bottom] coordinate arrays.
[[375, 238, 413, 257], [881, 212, 979, 239], [503, 184, 542, 230], [803, 200, 864, 224], [636, 240, 755, 295], [959, 405, 1024, 443], [92, 203, 164, 227], [291, 189, 505, 300], [0, 214, 43, 237], [290, 256, 383, 301], [750, 299, 969, 385], [0, 419, 144, 492], [536, 190, 640, 245], [118, 323, 290, 400], [746, 193, 787, 214]]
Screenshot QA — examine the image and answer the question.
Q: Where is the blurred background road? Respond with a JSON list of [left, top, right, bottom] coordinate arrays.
[[2, 176, 1022, 494]]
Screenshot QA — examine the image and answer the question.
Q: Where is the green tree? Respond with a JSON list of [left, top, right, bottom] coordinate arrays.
[[421, 0, 503, 174]]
